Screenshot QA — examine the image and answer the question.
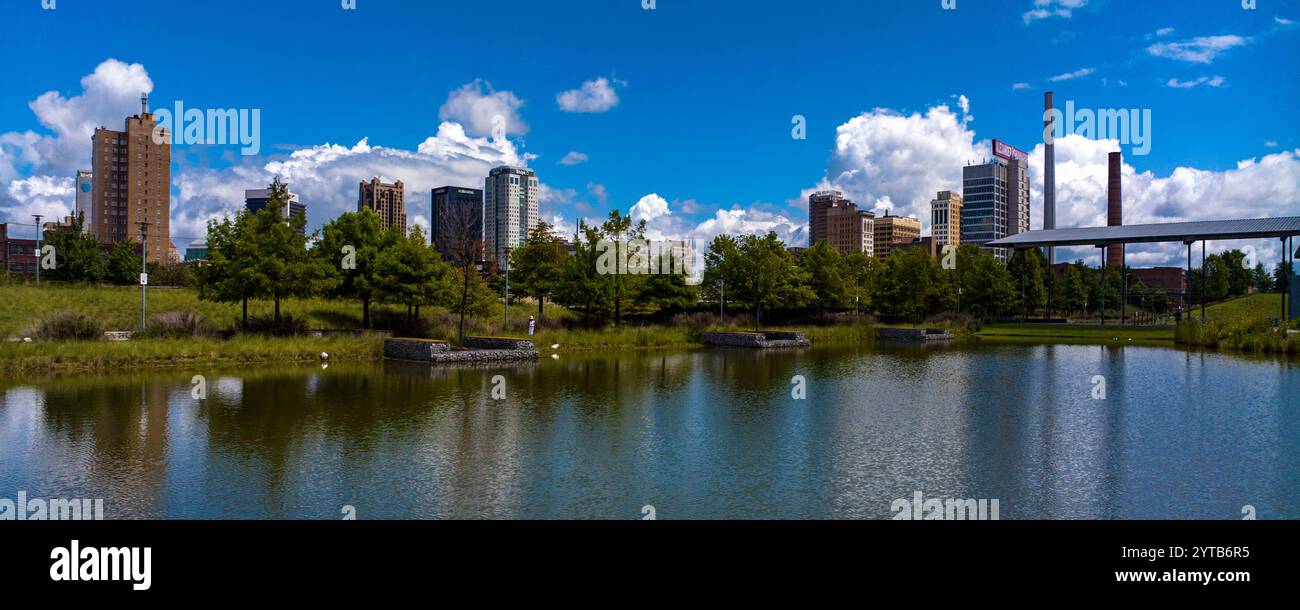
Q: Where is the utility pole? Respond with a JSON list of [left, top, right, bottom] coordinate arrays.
[[138, 221, 151, 331], [32, 214, 43, 286]]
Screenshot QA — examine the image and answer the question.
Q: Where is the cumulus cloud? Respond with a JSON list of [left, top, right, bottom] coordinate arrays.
[[630, 194, 671, 223], [1023, 0, 1088, 24], [1049, 67, 1095, 82], [816, 101, 984, 226], [438, 79, 528, 137], [804, 97, 1300, 268], [587, 182, 608, 205], [0, 59, 152, 186], [1025, 135, 1300, 265], [1166, 75, 1226, 89], [558, 151, 589, 165], [1147, 35, 1248, 64], [556, 77, 622, 113]]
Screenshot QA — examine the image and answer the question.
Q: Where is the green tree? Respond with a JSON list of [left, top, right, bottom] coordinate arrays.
[[702, 234, 743, 321], [1250, 263, 1273, 293], [318, 209, 389, 328], [597, 211, 647, 327], [840, 251, 876, 315], [639, 255, 699, 312], [1007, 248, 1048, 317], [510, 221, 566, 318], [800, 241, 848, 311], [105, 241, 143, 286], [734, 232, 813, 330], [375, 226, 449, 324], [195, 211, 259, 328], [246, 176, 333, 322], [42, 212, 105, 283], [553, 222, 610, 323], [876, 247, 952, 323]]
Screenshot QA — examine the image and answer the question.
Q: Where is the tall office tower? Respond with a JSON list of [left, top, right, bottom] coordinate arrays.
[[1044, 91, 1057, 264], [962, 139, 1030, 261], [431, 186, 484, 260], [245, 187, 307, 236], [872, 212, 921, 259], [91, 94, 172, 263], [930, 190, 963, 257], [484, 166, 539, 267], [74, 170, 93, 234], [825, 203, 875, 256], [808, 190, 851, 246], [1106, 151, 1124, 269], [358, 177, 407, 233]]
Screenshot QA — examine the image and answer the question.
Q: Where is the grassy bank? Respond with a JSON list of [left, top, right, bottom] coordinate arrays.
[[0, 335, 385, 374], [977, 323, 1175, 344], [1175, 318, 1299, 355]]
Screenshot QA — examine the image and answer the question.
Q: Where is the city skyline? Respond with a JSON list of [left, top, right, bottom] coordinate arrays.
[[0, 0, 1297, 270]]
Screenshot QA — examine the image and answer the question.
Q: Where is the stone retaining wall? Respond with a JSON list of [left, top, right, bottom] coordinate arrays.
[[383, 338, 451, 362], [463, 337, 536, 350], [384, 337, 537, 364], [701, 332, 811, 349], [877, 328, 954, 342]]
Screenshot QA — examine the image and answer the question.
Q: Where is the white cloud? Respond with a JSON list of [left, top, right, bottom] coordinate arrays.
[[556, 77, 622, 113], [1147, 35, 1248, 64], [1011, 82, 1033, 91], [437, 79, 528, 137], [0, 59, 153, 186], [587, 182, 608, 205], [630, 193, 671, 222], [1049, 67, 1095, 82], [1023, 0, 1089, 24], [1277, 17, 1295, 26], [802, 98, 1300, 268], [1165, 75, 1226, 89], [1026, 135, 1300, 265], [1265, 140, 1279, 148], [815, 101, 984, 230], [558, 151, 589, 166], [1154, 27, 1175, 37]]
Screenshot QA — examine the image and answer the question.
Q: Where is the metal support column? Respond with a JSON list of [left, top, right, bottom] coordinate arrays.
[[1100, 245, 1107, 326], [1201, 241, 1207, 320]]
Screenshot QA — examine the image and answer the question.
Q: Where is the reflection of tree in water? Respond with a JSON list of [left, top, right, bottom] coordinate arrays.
[[23, 377, 173, 518]]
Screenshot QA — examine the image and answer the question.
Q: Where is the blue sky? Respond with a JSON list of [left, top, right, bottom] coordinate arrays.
[[1, 0, 1297, 265]]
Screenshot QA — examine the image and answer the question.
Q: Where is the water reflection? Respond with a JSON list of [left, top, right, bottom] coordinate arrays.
[[0, 344, 1295, 520]]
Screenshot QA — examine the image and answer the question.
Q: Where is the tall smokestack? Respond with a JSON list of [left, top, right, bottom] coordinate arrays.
[[1044, 92, 1056, 264], [1107, 151, 1124, 269]]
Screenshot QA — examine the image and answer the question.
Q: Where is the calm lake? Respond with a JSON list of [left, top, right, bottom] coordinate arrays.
[[1, 343, 1296, 519]]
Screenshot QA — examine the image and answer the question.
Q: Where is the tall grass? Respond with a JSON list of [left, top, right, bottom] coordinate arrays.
[[1176, 318, 1299, 354]]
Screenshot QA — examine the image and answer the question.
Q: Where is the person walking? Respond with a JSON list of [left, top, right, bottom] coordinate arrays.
[[528, 315, 536, 336]]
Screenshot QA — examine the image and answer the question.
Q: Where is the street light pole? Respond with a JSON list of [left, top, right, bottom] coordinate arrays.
[[503, 247, 510, 330], [32, 214, 43, 286], [138, 221, 150, 331]]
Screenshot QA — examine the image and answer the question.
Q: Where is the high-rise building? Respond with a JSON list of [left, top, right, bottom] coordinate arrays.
[[75, 170, 93, 234], [358, 177, 407, 233], [185, 240, 209, 262], [930, 190, 962, 257], [962, 139, 1030, 261], [873, 213, 921, 259], [808, 190, 851, 246], [246, 187, 307, 236], [431, 186, 484, 260], [484, 166, 539, 267], [825, 202, 875, 256], [91, 95, 172, 263]]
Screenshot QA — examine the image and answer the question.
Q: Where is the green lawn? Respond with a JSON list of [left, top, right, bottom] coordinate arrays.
[[978, 323, 1175, 343], [1203, 293, 1284, 321], [0, 283, 372, 337]]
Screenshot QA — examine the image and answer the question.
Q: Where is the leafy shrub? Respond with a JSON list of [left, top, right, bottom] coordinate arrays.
[[22, 311, 105, 341], [244, 313, 309, 337], [140, 311, 214, 339]]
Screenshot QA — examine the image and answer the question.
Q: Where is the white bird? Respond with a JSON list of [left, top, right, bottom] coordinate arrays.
[[551, 344, 560, 350], [320, 352, 330, 361]]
